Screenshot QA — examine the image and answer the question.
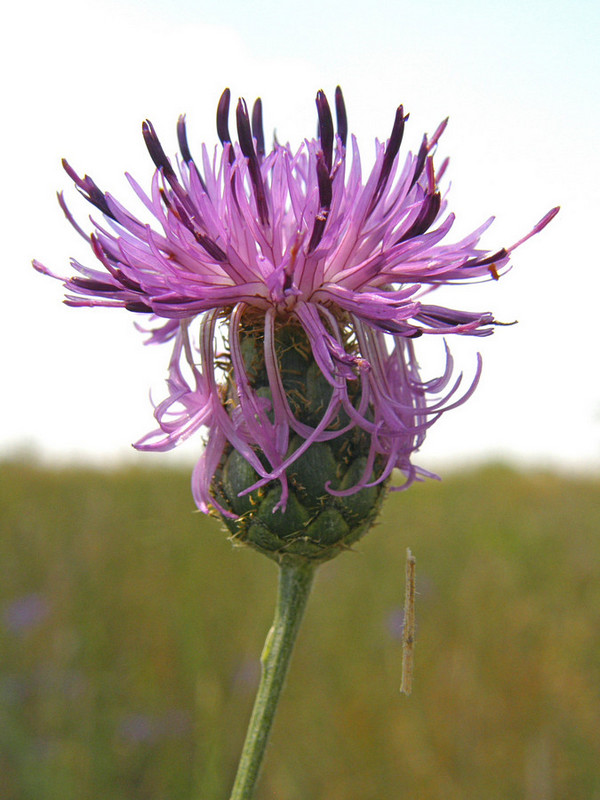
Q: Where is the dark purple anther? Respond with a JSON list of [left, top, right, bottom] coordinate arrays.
[[236, 99, 269, 225], [316, 153, 333, 208], [397, 192, 441, 243], [70, 278, 120, 292], [62, 159, 116, 221], [176, 115, 193, 163], [316, 90, 334, 172], [177, 116, 207, 190], [334, 86, 348, 148], [216, 88, 232, 145], [307, 153, 332, 252], [142, 120, 176, 178], [368, 105, 408, 216], [251, 98, 265, 157], [410, 135, 429, 189], [465, 249, 508, 269], [143, 120, 202, 218], [235, 98, 256, 159], [89, 236, 144, 292], [125, 301, 153, 312], [195, 234, 228, 262], [416, 305, 495, 328], [170, 198, 227, 261]]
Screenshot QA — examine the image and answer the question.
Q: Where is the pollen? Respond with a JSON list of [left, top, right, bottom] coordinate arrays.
[[488, 262, 500, 280]]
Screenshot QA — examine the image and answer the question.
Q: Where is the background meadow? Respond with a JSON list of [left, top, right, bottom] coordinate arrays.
[[2, 460, 599, 799]]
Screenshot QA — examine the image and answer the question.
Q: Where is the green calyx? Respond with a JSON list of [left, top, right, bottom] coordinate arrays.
[[212, 320, 386, 564]]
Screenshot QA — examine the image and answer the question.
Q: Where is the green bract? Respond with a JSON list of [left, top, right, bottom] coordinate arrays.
[[212, 323, 386, 563]]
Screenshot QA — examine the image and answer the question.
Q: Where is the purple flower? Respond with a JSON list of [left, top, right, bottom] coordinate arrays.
[[3, 592, 50, 633], [34, 88, 557, 517], [117, 710, 192, 745]]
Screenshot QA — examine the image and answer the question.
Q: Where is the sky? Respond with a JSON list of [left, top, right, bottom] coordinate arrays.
[[3, 0, 599, 474]]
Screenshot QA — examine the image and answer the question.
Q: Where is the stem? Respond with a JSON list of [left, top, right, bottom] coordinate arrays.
[[229, 556, 316, 800]]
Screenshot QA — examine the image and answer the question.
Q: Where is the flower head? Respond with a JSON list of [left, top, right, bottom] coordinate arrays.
[[35, 88, 557, 542]]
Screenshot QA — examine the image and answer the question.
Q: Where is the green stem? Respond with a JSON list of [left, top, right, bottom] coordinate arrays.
[[229, 556, 316, 800]]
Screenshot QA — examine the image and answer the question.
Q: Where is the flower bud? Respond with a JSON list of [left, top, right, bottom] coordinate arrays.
[[212, 321, 386, 563]]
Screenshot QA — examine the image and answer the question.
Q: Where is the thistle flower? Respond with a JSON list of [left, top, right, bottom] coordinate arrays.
[[34, 88, 557, 561]]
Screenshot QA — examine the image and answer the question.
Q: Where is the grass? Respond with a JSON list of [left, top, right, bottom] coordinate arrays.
[[1, 460, 599, 799]]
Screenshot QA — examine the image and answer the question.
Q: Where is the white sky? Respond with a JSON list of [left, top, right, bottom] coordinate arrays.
[[2, 0, 599, 474]]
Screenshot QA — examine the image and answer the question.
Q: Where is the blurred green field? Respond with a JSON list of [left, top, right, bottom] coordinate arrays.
[[1, 460, 599, 799]]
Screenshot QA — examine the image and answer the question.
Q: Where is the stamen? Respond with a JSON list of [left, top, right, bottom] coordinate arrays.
[[159, 188, 171, 209], [142, 120, 176, 178], [144, 120, 206, 217], [174, 200, 228, 262], [397, 192, 441, 242], [125, 301, 153, 312], [316, 90, 334, 172], [235, 98, 255, 158], [410, 135, 428, 189], [176, 115, 194, 163], [70, 277, 118, 292], [176, 114, 208, 191], [307, 154, 332, 253], [90, 236, 144, 292], [251, 98, 266, 157], [62, 159, 116, 220], [463, 249, 508, 269], [236, 98, 270, 226], [334, 86, 348, 148], [216, 88, 232, 145], [368, 104, 407, 215]]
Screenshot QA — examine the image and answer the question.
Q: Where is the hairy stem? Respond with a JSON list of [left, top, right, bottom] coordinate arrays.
[[228, 556, 316, 800]]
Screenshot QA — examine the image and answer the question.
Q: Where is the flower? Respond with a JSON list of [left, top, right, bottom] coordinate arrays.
[[34, 87, 558, 527]]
